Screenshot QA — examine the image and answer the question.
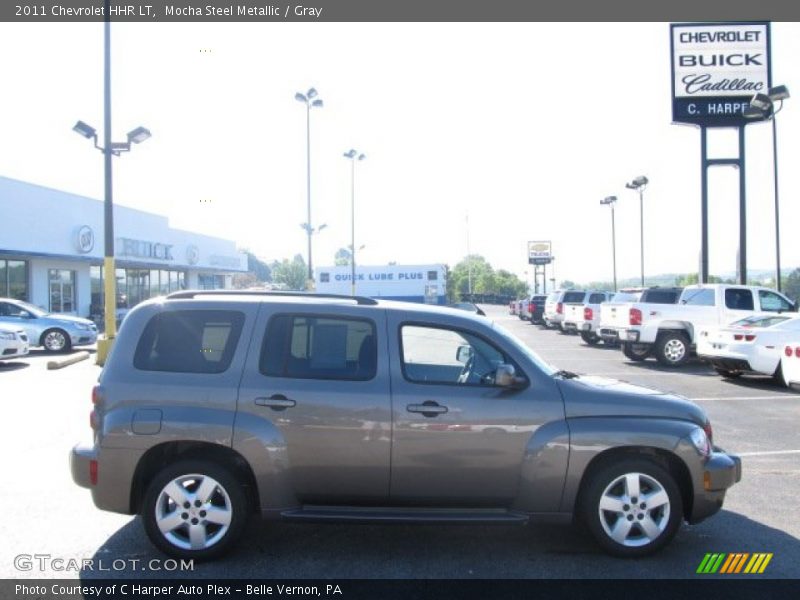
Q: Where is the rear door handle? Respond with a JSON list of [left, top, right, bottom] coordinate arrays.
[[255, 394, 296, 410], [407, 401, 448, 417]]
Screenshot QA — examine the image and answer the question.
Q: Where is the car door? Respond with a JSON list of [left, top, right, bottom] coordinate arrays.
[[237, 305, 391, 504], [386, 312, 565, 506], [0, 301, 37, 343]]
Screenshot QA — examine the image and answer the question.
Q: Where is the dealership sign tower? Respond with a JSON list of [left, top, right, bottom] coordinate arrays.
[[670, 22, 771, 284]]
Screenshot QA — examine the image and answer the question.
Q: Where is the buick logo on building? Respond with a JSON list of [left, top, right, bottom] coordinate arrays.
[[74, 226, 94, 254], [186, 245, 200, 265]]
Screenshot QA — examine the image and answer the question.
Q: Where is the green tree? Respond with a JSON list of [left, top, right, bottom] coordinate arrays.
[[560, 279, 577, 289], [271, 254, 307, 290], [334, 248, 351, 266], [244, 251, 272, 282], [784, 268, 800, 303], [447, 255, 527, 301]]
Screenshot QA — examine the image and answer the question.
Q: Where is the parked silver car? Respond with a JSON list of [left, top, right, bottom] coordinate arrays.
[[0, 323, 29, 360], [0, 298, 97, 352], [71, 290, 740, 560]]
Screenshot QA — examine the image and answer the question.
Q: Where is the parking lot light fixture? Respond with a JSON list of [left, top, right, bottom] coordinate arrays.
[[72, 120, 97, 139], [343, 149, 366, 295], [625, 175, 648, 286], [600, 196, 618, 292], [127, 126, 151, 144], [296, 86, 324, 282], [743, 85, 790, 291]]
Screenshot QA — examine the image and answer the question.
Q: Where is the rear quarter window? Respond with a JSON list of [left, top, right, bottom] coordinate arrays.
[[133, 310, 245, 374]]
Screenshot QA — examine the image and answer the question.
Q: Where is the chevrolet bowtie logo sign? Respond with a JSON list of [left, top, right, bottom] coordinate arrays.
[[696, 552, 773, 574]]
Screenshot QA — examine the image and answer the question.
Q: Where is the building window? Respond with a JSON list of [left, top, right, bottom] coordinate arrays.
[[198, 274, 225, 290], [427, 271, 438, 281], [90, 266, 187, 315], [48, 269, 76, 313], [0, 259, 28, 300]]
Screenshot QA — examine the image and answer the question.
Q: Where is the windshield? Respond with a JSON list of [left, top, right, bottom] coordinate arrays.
[[491, 321, 557, 376], [12, 300, 48, 317]]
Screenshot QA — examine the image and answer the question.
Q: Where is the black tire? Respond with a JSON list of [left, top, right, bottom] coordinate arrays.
[[40, 328, 72, 353], [772, 363, 784, 384], [654, 332, 691, 367], [142, 459, 249, 560], [581, 458, 683, 557], [622, 342, 651, 361], [580, 331, 600, 346], [714, 367, 742, 379]]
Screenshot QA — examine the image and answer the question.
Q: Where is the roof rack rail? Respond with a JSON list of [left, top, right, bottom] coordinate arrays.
[[165, 289, 379, 305]]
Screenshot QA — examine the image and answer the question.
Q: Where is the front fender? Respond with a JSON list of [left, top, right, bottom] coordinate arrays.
[[559, 417, 697, 513], [512, 420, 570, 512]]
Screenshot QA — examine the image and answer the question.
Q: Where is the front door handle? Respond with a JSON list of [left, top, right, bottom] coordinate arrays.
[[255, 394, 296, 410], [407, 400, 448, 418]]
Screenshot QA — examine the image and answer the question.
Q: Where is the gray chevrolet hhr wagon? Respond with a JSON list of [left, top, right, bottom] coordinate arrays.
[[71, 291, 740, 560]]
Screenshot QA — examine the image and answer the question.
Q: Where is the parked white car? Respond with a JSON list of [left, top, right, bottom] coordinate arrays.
[[0, 323, 29, 360], [543, 290, 585, 330], [697, 314, 800, 380], [780, 342, 800, 389], [600, 284, 796, 367], [562, 291, 614, 344]]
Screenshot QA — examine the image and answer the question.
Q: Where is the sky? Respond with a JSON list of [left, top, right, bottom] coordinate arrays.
[[1, 21, 799, 287]]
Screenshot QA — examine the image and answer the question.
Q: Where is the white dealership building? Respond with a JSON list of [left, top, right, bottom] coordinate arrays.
[[0, 176, 247, 319], [315, 264, 447, 304]]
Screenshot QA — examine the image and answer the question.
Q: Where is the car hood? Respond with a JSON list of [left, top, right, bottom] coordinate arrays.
[[46, 315, 94, 327], [556, 375, 707, 426]]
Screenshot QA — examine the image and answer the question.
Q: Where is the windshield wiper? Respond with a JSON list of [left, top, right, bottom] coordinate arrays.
[[554, 369, 580, 379]]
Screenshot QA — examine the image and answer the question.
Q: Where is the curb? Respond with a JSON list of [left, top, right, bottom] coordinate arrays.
[[47, 351, 90, 370]]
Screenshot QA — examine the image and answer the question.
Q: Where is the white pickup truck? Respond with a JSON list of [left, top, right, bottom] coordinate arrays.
[[562, 290, 614, 344], [600, 284, 796, 367]]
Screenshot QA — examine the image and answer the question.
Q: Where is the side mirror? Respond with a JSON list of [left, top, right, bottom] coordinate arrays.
[[456, 345, 473, 364], [495, 364, 526, 388]]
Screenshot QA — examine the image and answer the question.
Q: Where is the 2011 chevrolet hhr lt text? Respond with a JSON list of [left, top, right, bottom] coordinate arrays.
[[71, 291, 741, 560]]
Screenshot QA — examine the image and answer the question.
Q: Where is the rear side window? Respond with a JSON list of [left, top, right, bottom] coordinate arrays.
[[562, 292, 586, 303], [589, 293, 606, 304], [725, 289, 754, 311], [134, 310, 245, 374], [643, 290, 680, 304], [611, 292, 642, 303], [682, 288, 716, 306], [260, 315, 376, 381]]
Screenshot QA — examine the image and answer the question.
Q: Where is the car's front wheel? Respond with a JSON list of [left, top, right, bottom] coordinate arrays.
[[40, 328, 71, 353], [582, 459, 683, 557], [142, 460, 249, 560], [622, 342, 651, 361]]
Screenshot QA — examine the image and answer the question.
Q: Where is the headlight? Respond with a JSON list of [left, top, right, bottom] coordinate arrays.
[[689, 427, 712, 458], [73, 322, 91, 331], [0, 331, 15, 340]]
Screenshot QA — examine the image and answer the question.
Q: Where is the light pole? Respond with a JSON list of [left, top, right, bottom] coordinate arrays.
[[295, 87, 324, 282], [600, 196, 618, 291], [343, 149, 366, 295], [744, 85, 790, 292], [72, 3, 151, 365], [625, 175, 648, 286]]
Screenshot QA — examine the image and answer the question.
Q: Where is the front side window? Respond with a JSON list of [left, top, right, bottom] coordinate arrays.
[[260, 315, 376, 381], [134, 310, 244, 373], [725, 288, 754, 311], [758, 290, 794, 313], [400, 324, 516, 386]]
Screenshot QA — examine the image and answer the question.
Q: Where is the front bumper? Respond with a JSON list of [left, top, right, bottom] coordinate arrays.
[[689, 448, 742, 523], [70, 331, 98, 346]]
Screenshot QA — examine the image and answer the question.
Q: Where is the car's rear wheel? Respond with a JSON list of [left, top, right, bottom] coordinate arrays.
[[580, 331, 600, 346], [582, 459, 683, 557], [142, 460, 248, 560], [622, 342, 650, 361], [654, 332, 691, 367], [40, 328, 71, 353]]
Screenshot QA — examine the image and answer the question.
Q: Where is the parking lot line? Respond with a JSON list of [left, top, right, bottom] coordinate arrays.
[[736, 450, 800, 457], [691, 395, 800, 402]]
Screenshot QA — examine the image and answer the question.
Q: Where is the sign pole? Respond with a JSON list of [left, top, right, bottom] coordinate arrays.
[[700, 126, 709, 284]]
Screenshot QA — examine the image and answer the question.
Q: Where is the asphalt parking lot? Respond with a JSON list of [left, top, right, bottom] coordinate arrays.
[[1, 304, 798, 580]]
